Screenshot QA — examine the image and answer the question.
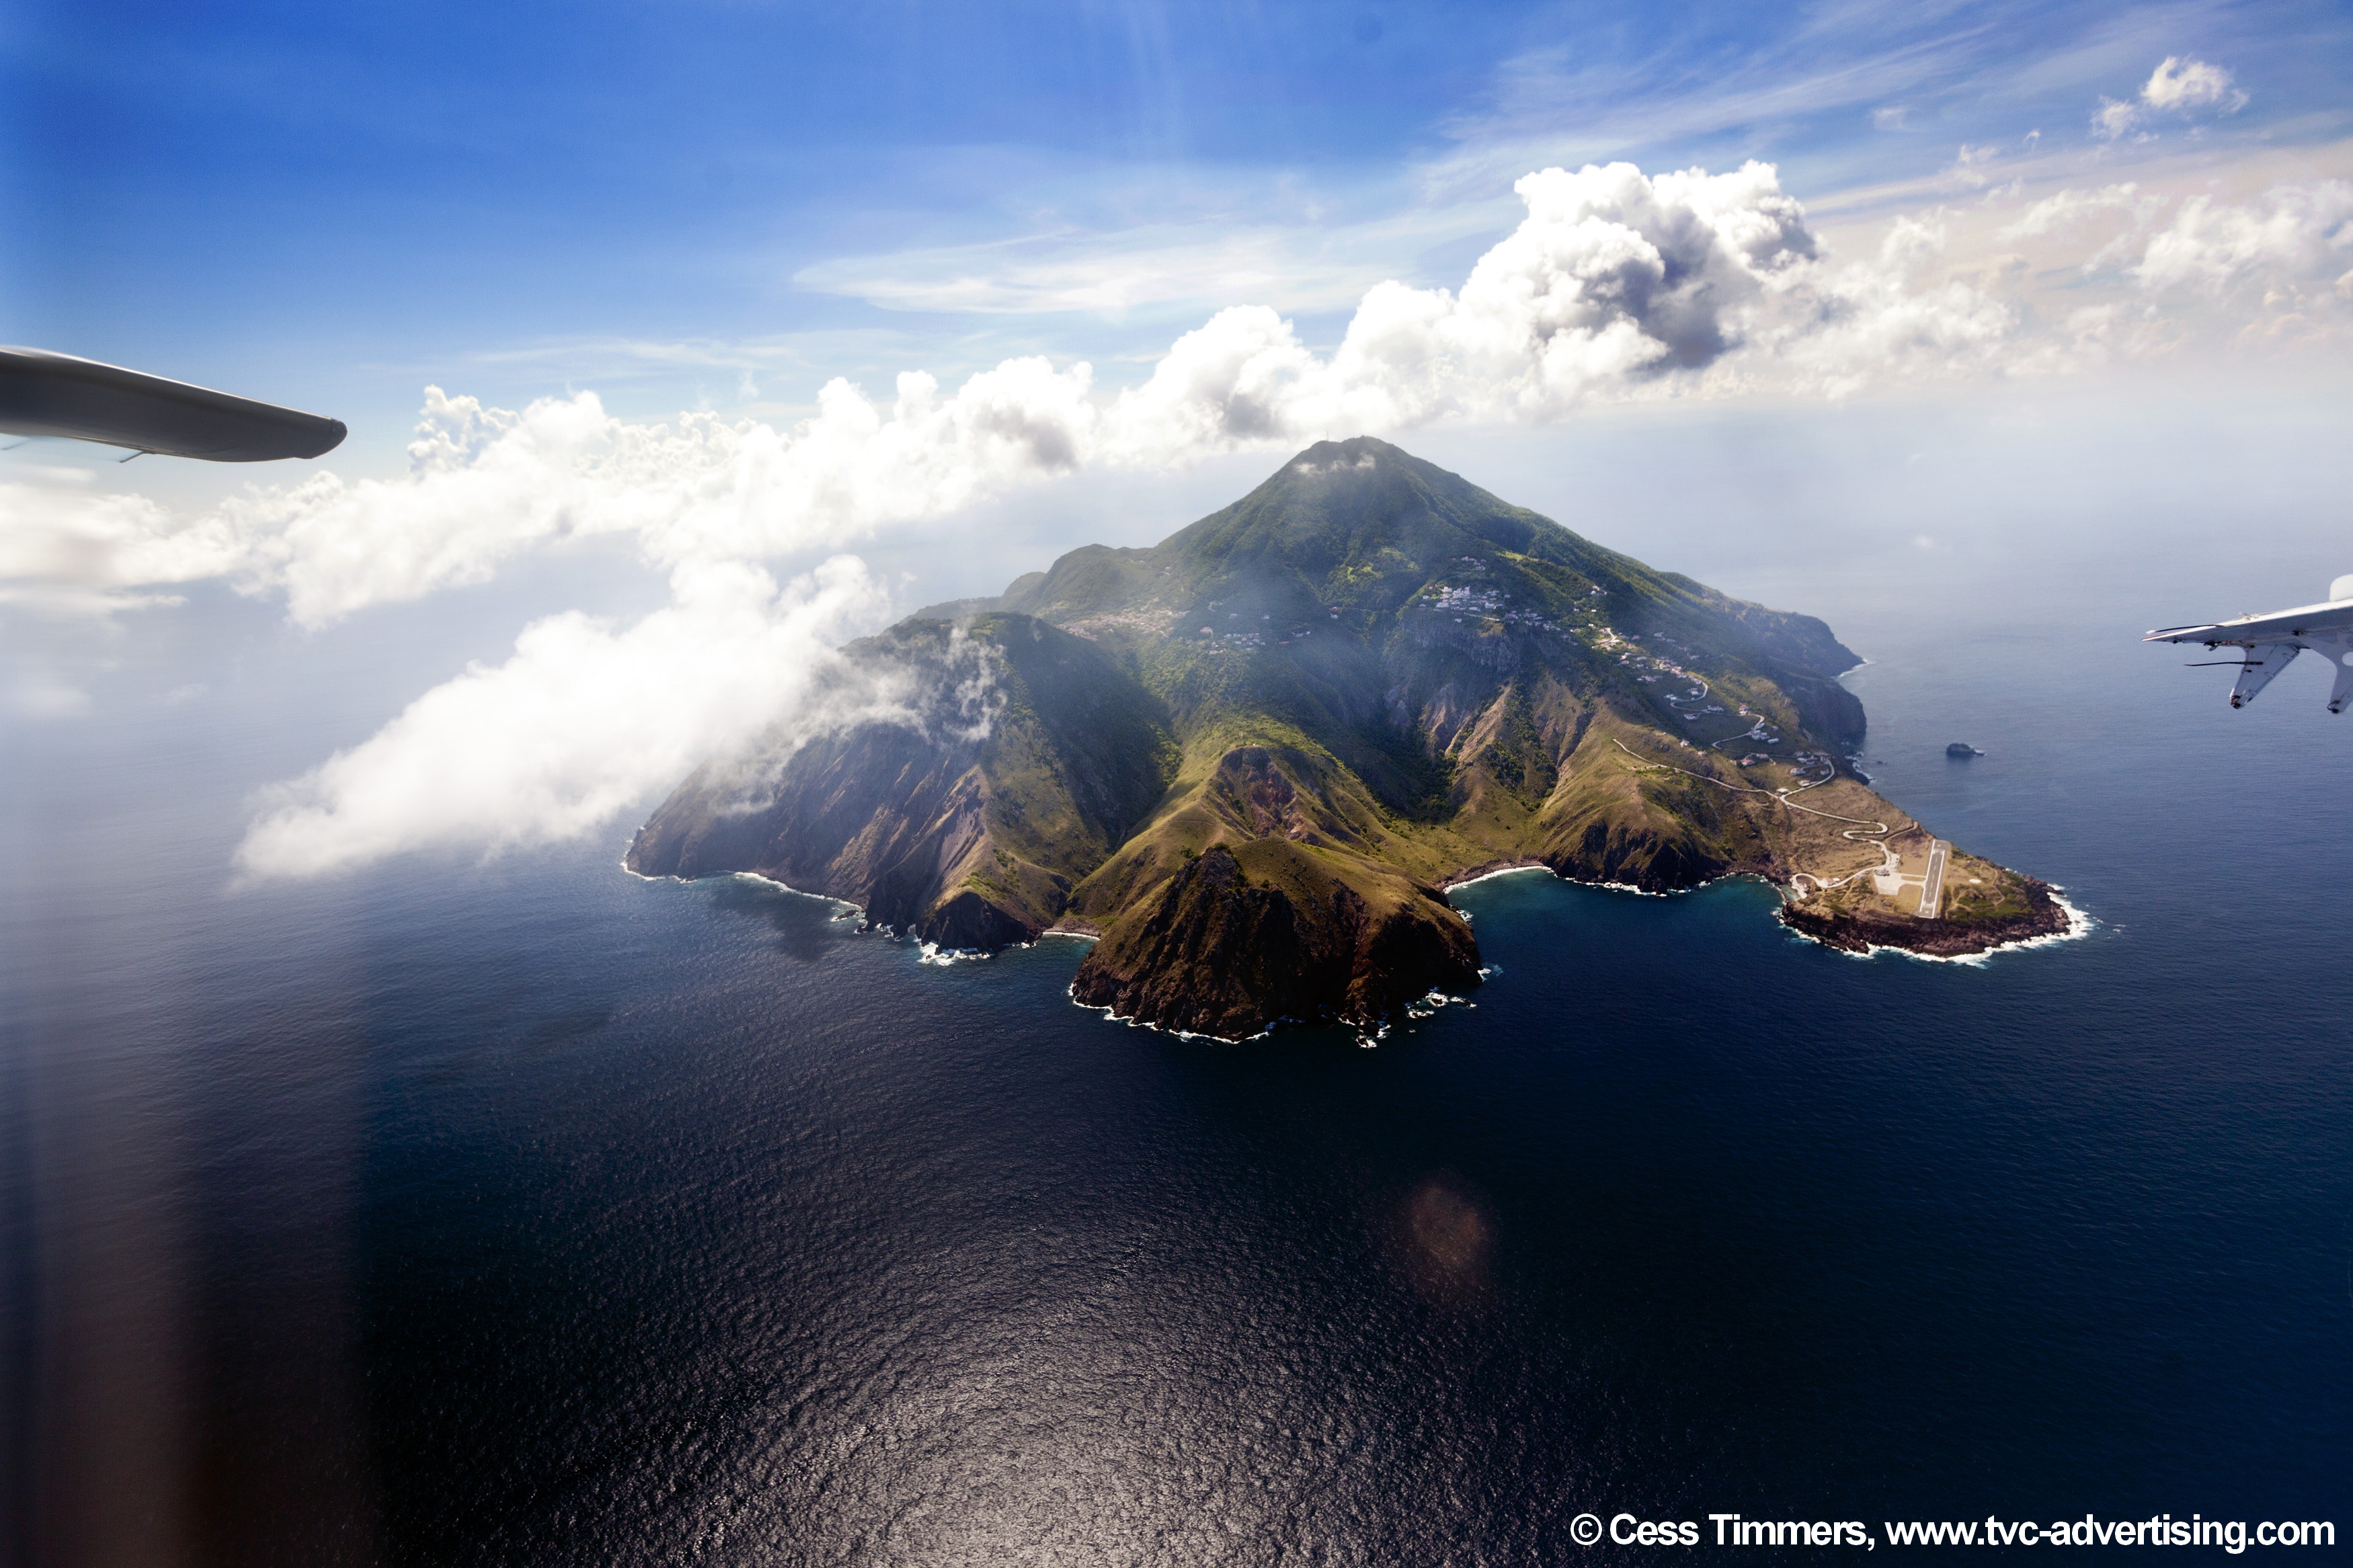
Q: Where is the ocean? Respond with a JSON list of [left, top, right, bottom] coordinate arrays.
[[5, 397, 2349, 1562]]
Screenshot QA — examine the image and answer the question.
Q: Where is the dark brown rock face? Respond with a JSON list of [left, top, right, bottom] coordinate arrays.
[[1070, 843, 1482, 1040], [1546, 823, 1731, 893], [1778, 878, 2072, 956]]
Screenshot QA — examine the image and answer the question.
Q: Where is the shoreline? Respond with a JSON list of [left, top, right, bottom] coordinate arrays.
[[629, 860, 1117, 964], [622, 853, 2091, 1048], [1443, 857, 2093, 968], [1069, 985, 1275, 1045], [1068, 983, 1444, 1048], [1438, 860, 1552, 892], [721, 868, 865, 916], [619, 856, 865, 914]]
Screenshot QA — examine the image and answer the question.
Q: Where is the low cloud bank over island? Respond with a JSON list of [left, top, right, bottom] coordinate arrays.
[[233, 558, 1014, 882]]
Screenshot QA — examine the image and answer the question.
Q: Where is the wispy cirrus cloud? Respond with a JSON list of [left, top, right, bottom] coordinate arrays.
[[793, 214, 1483, 319], [1422, 29, 1998, 200], [1999, 181, 2161, 238]]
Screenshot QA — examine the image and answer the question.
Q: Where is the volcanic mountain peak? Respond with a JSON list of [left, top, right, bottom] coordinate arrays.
[[630, 441, 2065, 1036]]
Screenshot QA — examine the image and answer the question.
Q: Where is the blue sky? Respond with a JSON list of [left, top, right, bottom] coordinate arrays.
[[3, 0, 2350, 873], [7, 0, 2348, 441]]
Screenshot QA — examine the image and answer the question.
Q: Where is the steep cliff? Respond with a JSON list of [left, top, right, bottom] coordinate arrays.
[[1068, 842, 1480, 1039]]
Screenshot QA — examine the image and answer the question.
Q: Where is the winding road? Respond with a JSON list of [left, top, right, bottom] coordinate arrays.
[[1610, 738, 1927, 903]]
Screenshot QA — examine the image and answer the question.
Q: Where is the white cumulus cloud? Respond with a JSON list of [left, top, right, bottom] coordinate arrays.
[[5, 367, 1103, 630], [2094, 56, 2247, 141], [2141, 56, 2248, 115], [2130, 181, 2353, 296], [1767, 216, 2016, 399], [253, 362, 1101, 625], [1104, 161, 1844, 436]]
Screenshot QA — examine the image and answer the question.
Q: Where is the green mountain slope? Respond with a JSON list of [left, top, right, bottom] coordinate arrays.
[[629, 616, 1179, 948], [629, 438, 2063, 1036]]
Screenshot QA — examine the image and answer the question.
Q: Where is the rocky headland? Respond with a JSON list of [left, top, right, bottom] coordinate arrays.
[[1780, 874, 2073, 956]]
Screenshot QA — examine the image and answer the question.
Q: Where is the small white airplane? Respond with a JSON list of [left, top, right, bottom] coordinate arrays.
[[2145, 575, 2353, 712]]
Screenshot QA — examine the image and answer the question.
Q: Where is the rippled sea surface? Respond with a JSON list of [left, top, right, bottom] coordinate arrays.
[[7, 409, 2351, 1563]]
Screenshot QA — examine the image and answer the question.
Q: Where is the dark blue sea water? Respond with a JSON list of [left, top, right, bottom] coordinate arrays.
[[6, 403, 2350, 1563]]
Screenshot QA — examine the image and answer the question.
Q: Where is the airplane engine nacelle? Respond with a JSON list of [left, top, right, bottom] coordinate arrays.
[[2329, 573, 2353, 605]]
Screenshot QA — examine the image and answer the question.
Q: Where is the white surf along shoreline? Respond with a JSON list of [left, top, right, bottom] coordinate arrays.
[[621, 857, 1099, 968], [621, 832, 2092, 1048], [1435, 860, 2093, 965]]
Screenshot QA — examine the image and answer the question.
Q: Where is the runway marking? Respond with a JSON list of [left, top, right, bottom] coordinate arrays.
[[1915, 839, 1948, 919]]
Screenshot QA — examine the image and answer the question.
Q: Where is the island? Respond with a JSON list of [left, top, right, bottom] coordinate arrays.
[[627, 438, 2071, 1038]]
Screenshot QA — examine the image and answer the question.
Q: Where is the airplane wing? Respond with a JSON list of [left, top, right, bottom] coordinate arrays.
[[2146, 593, 2353, 712], [0, 346, 346, 462]]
